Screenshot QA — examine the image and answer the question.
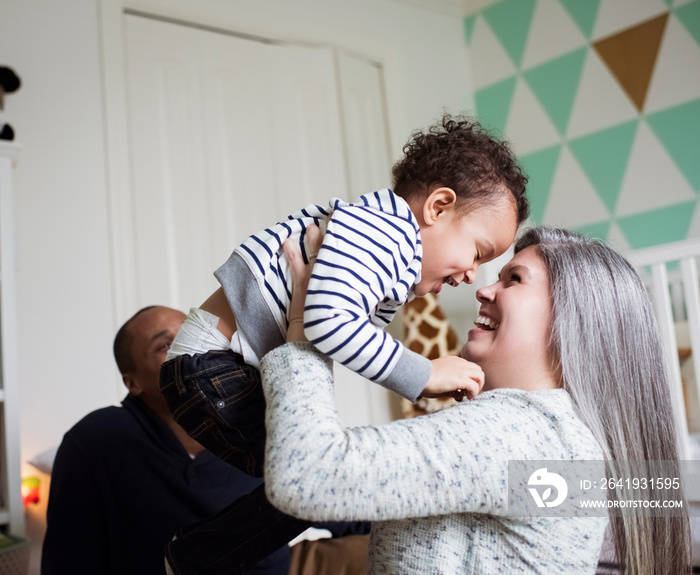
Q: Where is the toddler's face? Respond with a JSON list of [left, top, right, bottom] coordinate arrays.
[[414, 198, 517, 297]]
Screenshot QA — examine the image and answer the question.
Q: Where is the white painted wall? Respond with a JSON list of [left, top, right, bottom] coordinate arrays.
[[0, 0, 115, 469]]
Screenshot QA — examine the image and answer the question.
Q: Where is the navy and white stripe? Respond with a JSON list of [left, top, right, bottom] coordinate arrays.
[[231, 189, 428, 400]]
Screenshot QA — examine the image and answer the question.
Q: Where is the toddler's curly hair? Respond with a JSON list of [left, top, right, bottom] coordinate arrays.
[[392, 113, 529, 225]]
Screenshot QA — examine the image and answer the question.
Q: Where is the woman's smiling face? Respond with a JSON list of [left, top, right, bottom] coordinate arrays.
[[461, 246, 560, 392]]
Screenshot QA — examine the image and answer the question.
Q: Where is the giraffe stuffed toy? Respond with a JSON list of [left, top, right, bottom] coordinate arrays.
[[401, 293, 461, 418]]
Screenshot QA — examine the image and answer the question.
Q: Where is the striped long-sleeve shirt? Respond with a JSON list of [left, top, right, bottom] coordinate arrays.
[[214, 189, 432, 402]]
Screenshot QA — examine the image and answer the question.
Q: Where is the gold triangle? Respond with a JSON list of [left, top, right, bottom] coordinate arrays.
[[593, 13, 669, 112]]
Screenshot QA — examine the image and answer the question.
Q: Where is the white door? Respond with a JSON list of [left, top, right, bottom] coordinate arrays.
[[124, 14, 348, 310], [267, 43, 349, 217], [337, 51, 394, 199], [125, 17, 218, 310]]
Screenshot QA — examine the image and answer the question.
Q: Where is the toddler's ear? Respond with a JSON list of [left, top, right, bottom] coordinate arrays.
[[423, 187, 457, 224]]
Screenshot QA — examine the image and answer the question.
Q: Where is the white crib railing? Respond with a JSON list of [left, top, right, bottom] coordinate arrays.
[[626, 237, 700, 461]]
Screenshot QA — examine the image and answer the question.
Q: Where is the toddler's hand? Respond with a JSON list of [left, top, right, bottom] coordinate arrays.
[[421, 356, 485, 401]]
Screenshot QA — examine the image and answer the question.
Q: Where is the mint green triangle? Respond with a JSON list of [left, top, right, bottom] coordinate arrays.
[[474, 77, 517, 135], [482, 0, 536, 67], [568, 120, 639, 214], [519, 145, 562, 224], [663, 0, 675, 7], [617, 201, 696, 248], [647, 98, 700, 192], [523, 47, 587, 135], [676, 1, 700, 49], [464, 15, 477, 45], [558, 0, 601, 39], [573, 220, 610, 240]]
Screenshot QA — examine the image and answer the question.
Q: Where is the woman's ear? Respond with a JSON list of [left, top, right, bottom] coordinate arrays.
[[422, 187, 457, 225]]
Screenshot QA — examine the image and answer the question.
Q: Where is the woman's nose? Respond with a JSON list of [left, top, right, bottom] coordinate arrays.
[[476, 283, 497, 303]]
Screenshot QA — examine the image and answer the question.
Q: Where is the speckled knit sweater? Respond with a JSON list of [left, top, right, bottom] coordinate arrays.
[[262, 343, 607, 574]]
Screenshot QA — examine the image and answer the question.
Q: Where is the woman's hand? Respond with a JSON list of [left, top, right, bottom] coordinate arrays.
[[283, 224, 323, 342]]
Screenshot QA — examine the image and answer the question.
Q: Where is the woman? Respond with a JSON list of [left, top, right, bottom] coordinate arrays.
[[261, 226, 690, 574]]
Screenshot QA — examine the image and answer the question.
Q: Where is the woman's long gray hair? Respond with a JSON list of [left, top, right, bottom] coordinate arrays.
[[515, 226, 690, 575]]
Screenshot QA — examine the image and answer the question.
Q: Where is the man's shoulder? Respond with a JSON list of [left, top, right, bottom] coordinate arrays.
[[50, 405, 142, 469], [66, 404, 138, 440]]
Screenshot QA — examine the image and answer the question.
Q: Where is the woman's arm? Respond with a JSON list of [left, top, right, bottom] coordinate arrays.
[[261, 342, 509, 522]]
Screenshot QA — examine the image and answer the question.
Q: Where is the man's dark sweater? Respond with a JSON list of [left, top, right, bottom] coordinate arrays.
[[42, 394, 290, 574]]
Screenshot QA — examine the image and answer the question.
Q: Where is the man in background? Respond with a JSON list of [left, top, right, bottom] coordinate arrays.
[[42, 305, 291, 574]]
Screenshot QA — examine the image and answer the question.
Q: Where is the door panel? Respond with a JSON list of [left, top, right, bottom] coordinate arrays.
[[125, 16, 348, 309], [337, 51, 393, 198], [268, 43, 349, 216], [198, 32, 276, 263], [125, 18, 215, 309]]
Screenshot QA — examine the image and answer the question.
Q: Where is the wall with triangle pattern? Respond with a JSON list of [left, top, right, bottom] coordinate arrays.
[[465, 0, 700, 250]]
